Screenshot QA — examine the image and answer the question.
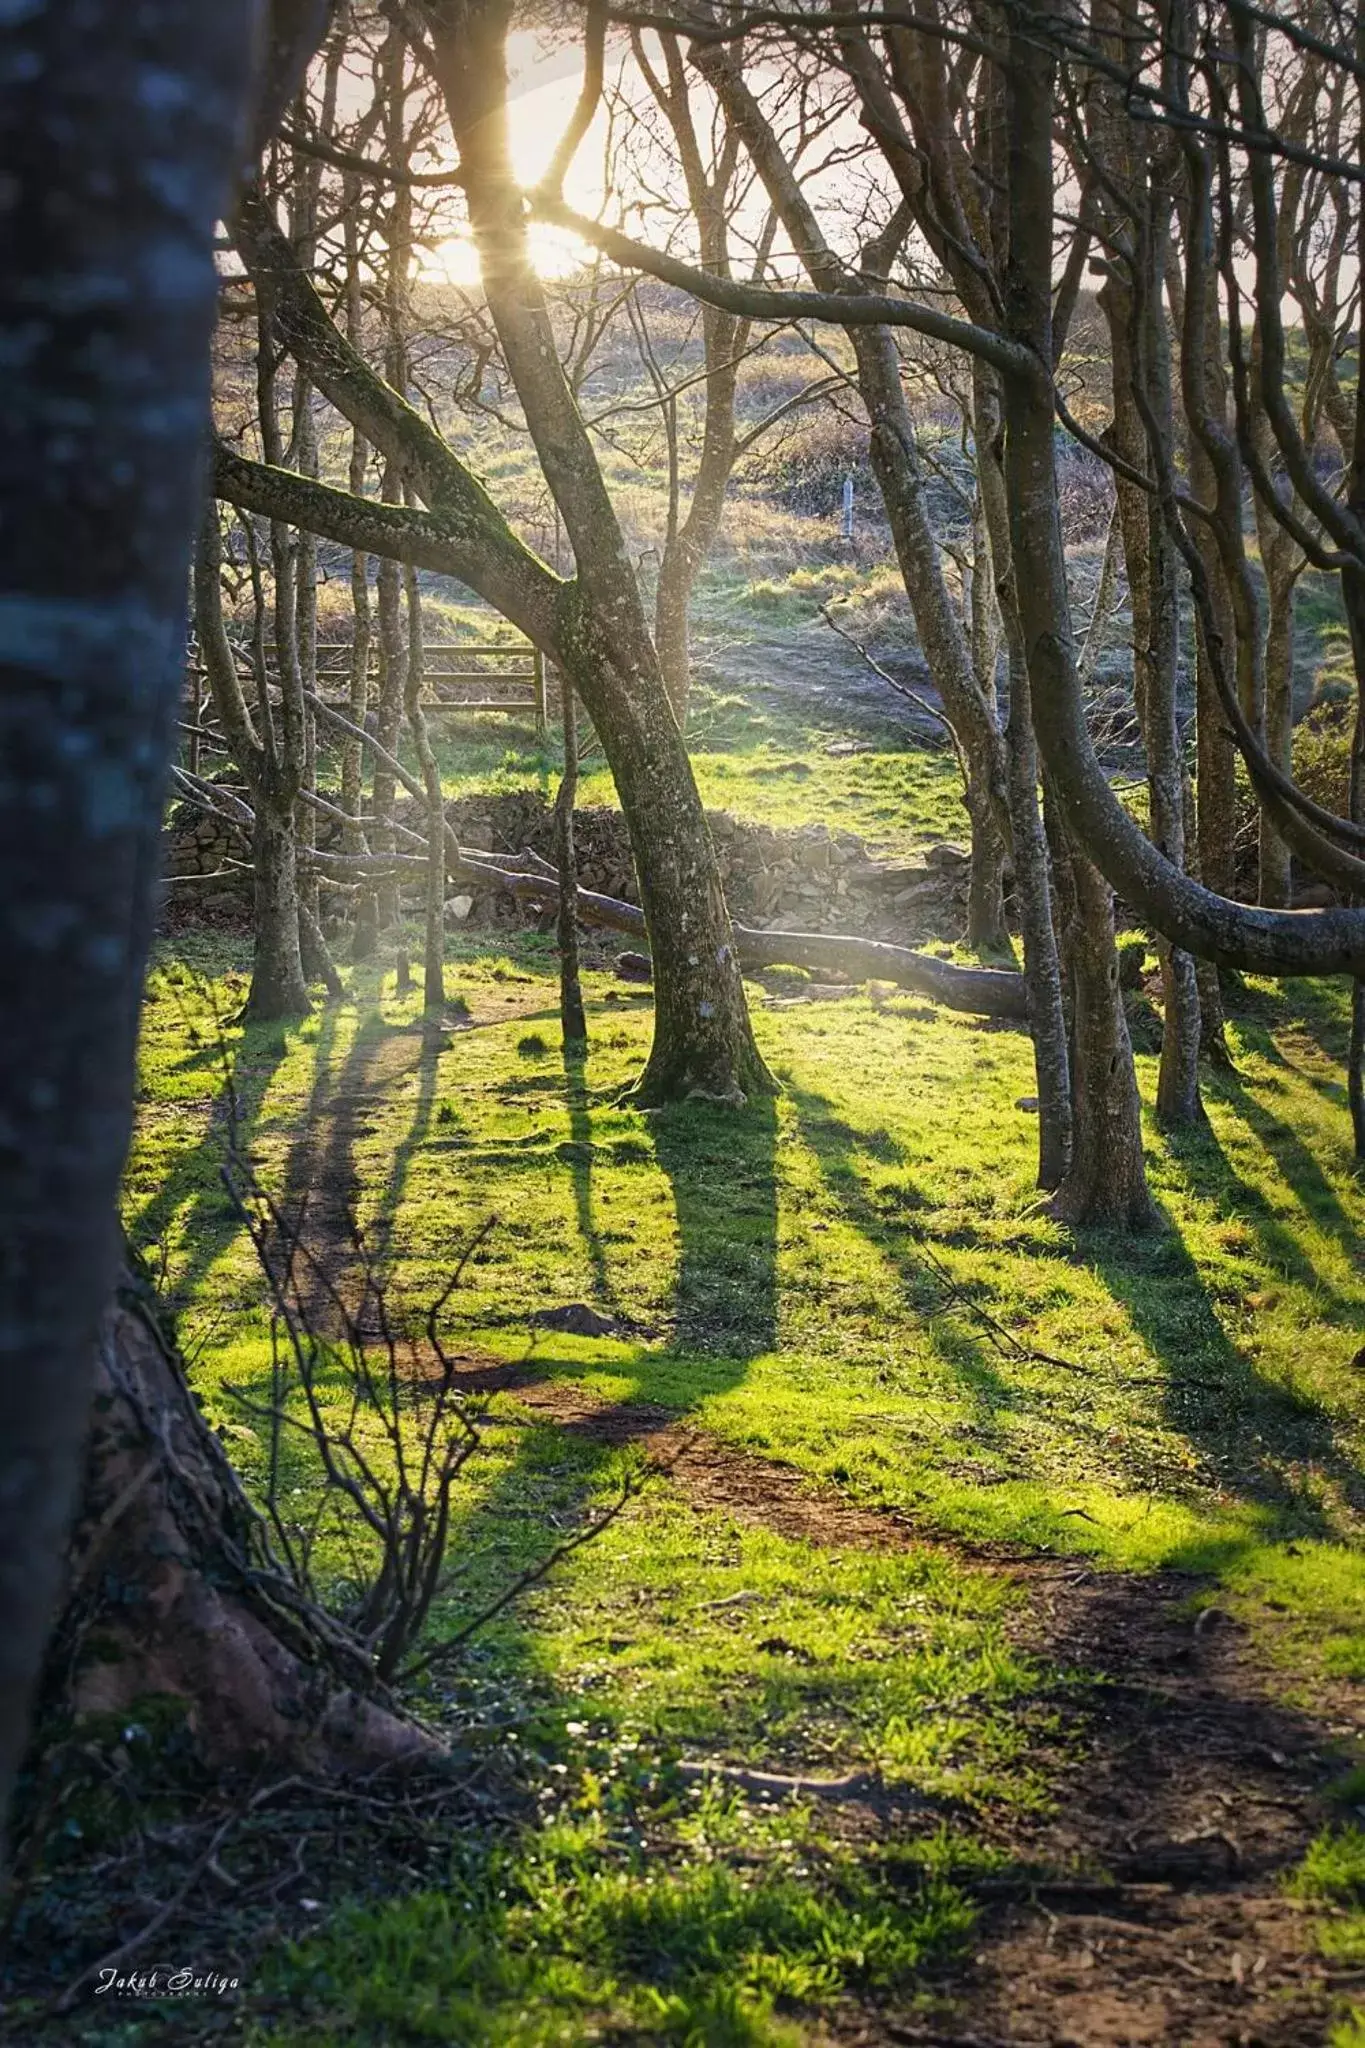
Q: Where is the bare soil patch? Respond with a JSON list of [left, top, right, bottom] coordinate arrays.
[[476, 1368, 1361, 2048]]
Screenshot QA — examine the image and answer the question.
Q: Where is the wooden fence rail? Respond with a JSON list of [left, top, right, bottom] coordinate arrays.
[[181, 638, 552, 774]]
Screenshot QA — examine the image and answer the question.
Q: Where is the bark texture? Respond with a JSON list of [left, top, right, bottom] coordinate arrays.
[[1002, 8, 1153, 1224], [422, 0, 772, 1107], [0, 4, 265, 1836], [48, 1264, 433, 1775]]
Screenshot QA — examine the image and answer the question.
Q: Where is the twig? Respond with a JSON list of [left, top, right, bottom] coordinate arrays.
[[400, 1472, 644, 1678], [818, 601, 969, 787], [52, 1808, 240, 2012]]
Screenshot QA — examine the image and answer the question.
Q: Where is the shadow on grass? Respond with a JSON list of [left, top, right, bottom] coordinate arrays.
[[405, 1073, 782, 1706], [1086, 1208, 1364, 1530], [1203, 1067, 1363, 1315], [275, 1006, 443, 1324], [784, 1081, 1033, 1444], [652, 1090, 779, 1358], [563, 1042, 616, 1312], [783, 1078, 1365, 1538], [123, 1007, 311, 1318]]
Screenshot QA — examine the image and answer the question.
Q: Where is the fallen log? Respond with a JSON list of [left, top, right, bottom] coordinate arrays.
[[301, 695, 1032, 1022]]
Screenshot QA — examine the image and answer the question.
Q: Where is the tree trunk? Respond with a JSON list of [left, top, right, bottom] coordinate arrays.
[[965, 771, 1010, 956], [1005, 653, 1074, 1189], [246, 802, 311, 1021], [0, 2, 315, 1839], [1103, 246, 1204, 1128], [41, 1264, 433, 1777], [1260, 564, 1296, 907], [373, 541, 406, 943], [654, 540, 695, 726], [434, 1, 770, 1107], [1002, 6, 1152, 1224], [404, 560, 445, 1014], [294, 379, 322, 951], [555, 684, 588, 1047], [557, 626, 771, 1104], [1052, 851, 1158, 1229], [974, 372, 1073, 1186]]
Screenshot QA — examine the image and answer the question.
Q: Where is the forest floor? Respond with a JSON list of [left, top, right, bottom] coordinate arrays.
[[14, 913, 1352, 2046], [8, 666, 1365, 2045]]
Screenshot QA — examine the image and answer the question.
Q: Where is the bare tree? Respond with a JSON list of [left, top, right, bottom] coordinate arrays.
[[224, 6, 774, 1105]]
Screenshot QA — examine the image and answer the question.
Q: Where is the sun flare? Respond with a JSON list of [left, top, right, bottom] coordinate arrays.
[[419, 34, 603, 286]]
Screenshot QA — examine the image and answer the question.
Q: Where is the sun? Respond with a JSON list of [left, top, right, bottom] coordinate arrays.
[[419, 33, 603, 287], [422, 220, 591, 288]]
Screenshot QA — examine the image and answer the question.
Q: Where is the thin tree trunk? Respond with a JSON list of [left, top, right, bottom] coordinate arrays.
[[194, 502, 311, 1020], [404, 562, 445, 1014], [1077, 499, 1123, 689], [294, 376, 321, 950], [341, 162, 377, 956], [1260, 563, 1297, 907], [555, 682, 588, 1047], [975, 374, 1073, 1186], [965, 773, 1010, 957], [654, 540, 694, 726], [374, 536, 406, 941], [1005, 647, 1074, 1188], [1104, 238, 1203, 1127], [246, 802, 312, 1020], [1001, 6, 1152, 1224], [252, 253, 311, 1017], [1053, 850, 1156, 1227]]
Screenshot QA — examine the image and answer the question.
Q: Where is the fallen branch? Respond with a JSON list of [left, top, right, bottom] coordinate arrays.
[[306, 694, 1031, 1022], [674, 1759, 941, 1806]]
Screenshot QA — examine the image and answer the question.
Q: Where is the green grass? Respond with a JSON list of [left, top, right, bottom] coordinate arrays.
[[248, 1826, 978, 2045], [128, 949, 1365, 1671], [115, 934, 1365, 2042], [400, 673, 966, 859], [1290, 1813, 1365, 2042]]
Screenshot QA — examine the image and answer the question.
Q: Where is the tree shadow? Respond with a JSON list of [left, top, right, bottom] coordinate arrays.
[[651, 1090, 779, 1358], [1205, 1063, 1362, 1303], [123, 1011, 306, 1319], [1084, 1176, 1365, 1531], [780, 1079, 1364, 1530], [275, 1006, 442, 1325], [562, 1042, 616, 1312]]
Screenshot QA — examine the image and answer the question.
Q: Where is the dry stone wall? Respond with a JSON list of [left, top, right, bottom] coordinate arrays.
[[163, 787, 969, 944]]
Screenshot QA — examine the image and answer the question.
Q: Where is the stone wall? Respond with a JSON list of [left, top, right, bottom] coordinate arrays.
[[163, 787, 968, 943]]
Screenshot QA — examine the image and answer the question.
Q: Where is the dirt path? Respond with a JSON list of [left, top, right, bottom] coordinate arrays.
[[468, 1367, 1359, 2048]]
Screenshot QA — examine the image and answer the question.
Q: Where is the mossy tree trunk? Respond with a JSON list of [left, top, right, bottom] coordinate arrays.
[[246, 800, 312, 1021], [1001, 11, 1154, 1227], [1101, 251, 1203, 1129], [427, 0, 772, 1106], [1052, 851, 1157, 1229]]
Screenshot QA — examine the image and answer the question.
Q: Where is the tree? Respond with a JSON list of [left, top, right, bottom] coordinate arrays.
[[0, 0, 332, 1843], [221, 9, 774, 1107]]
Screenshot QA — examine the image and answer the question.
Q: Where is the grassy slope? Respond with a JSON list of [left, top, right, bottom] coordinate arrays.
[[416, 674, 967, 865], [121, 920, 1365, 2043]]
